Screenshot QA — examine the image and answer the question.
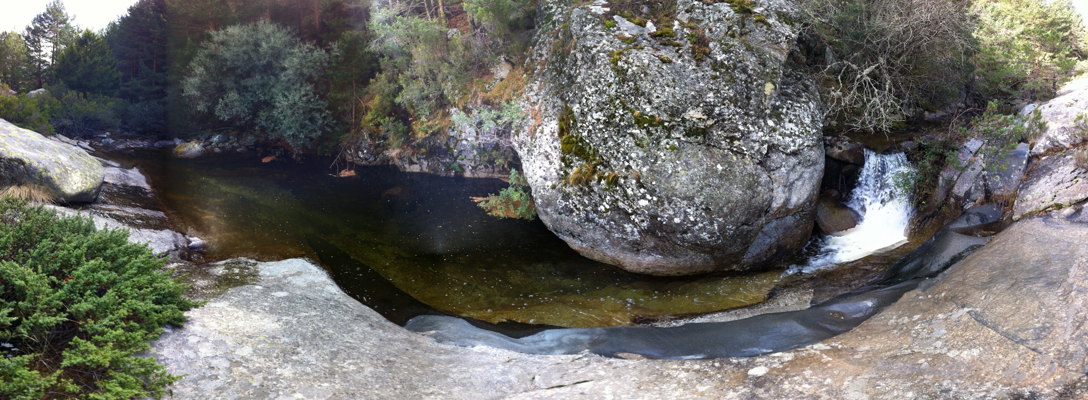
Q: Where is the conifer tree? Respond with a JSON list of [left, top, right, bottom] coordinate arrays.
[[0, 32, 31, 92], [54, 30, 121, 96], [22, 0, 75, 88]]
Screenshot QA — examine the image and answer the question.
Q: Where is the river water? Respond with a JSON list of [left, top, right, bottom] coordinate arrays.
[[111, 149, 917, 329], [114, 150, 786, 328]]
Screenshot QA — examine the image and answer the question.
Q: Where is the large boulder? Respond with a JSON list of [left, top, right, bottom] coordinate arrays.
[[1013, 150, 1088, 219], [1030, 77, 1088, 155], [515, 0, 824, 275], [0, 118, 103, 203]]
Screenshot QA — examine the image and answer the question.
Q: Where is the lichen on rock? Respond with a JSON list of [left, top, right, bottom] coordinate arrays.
[[515, 0, 824, 275], [0, 118, 104, 203]]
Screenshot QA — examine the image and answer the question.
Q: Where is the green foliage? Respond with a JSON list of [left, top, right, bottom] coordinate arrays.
[[0, 198, 194, 399], [0, 86, 122, 135], [959, 101, 1046, 171], [53, 30, 121, 97], [450, 101, 524, 136], [463, 0, 535, 36], [49, 86, 123, 135], [475, 169, 537, 220], [359, 71, 411, 148], [364, 0, 535, 149], [182, 20, 331, 151], [0, 32, 31, 92], [106, 0, 168, 133], [901, 135, 959, 204], [370, 9, 452, 120], [327, 30, 379, 141], [902, 102, 1046, 204], [1075, 113, 1088, 139], [0, 92, 58, 134], [973, 0, 1087, 101], [22, 0, 76, 88]]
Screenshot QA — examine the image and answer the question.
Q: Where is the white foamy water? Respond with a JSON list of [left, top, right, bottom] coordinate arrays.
[[789, 150, 915, 274]]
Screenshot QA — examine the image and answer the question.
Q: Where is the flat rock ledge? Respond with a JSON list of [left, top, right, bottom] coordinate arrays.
[[152, 216, 1088, 399]]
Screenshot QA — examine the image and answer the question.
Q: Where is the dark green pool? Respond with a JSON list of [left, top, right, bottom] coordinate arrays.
[[116, 150, 784, 328]]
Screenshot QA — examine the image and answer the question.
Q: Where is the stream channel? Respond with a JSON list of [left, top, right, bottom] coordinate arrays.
[[108, 149, 927, 334]]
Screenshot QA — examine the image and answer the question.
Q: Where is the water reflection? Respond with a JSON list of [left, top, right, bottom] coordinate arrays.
[[116, 150, 783, 328]]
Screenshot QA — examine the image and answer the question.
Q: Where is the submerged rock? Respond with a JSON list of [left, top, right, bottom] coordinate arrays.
[[174, 141, 205, 158], [0, 118, 103, 203], [516, 0, 823, 275], [408, 203, 1001, 359]]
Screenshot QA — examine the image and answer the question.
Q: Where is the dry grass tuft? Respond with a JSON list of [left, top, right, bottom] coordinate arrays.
[[0, 184, 57, 204]]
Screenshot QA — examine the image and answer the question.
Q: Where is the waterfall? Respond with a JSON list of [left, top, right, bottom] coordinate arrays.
[[790, 150, 915, 274]]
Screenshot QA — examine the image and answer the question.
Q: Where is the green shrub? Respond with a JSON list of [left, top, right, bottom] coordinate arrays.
[[474, 169, 536, 220], [0, 198, 194, 399], [973, 0, 1087, 102], [901, 134, 960, 206], [902, 102, 1045, 205], [182, 21, 331, 152], [959, 101, 1046, 171], [49, 86, 122, 135], [0, 93, 57, 134]]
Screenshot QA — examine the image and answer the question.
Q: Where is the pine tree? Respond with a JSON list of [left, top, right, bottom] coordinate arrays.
[[0, 32, 31, 92], [54, 30, 121, 96], [107, 0, 168, 102], [22, 0, 75, 88]]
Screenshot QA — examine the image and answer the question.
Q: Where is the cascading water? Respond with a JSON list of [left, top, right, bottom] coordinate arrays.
[[790, 149, 916, 274]]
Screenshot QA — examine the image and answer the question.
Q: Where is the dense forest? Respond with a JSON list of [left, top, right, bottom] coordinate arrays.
[[0, 0, 1084, 159], [0, 0, 1085, 218], [0, 0, 533, 155]]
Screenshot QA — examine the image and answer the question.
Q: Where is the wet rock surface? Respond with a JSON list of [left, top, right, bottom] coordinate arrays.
[[815, 196, 860, 235], [824, 135, 865, 165], [49, 159, 194, 258], [515, 0, 823, 275], [0, 118, 104, 203]]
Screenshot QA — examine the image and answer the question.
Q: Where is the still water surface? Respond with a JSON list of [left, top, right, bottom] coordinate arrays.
[[117, 150, 784, 328]]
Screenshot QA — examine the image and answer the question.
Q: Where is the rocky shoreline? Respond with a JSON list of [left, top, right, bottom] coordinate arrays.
[[4, 76, 1087, 398], [143, 78, 1087, 399], [144, 213, 1087, 399]]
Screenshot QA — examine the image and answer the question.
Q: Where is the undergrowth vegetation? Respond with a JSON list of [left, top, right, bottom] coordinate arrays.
[[804, 0, 1086, 134], [473, 169, 536, 220], [0, 198, 194, 399], [902, 102, 1047, 206]]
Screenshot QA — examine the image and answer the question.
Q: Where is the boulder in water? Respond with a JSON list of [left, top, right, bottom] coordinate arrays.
[[514, 0, 824, 275], [0, 118, 103, 203], [175, 141, 205, 158], [815, 197, 860, 235]]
